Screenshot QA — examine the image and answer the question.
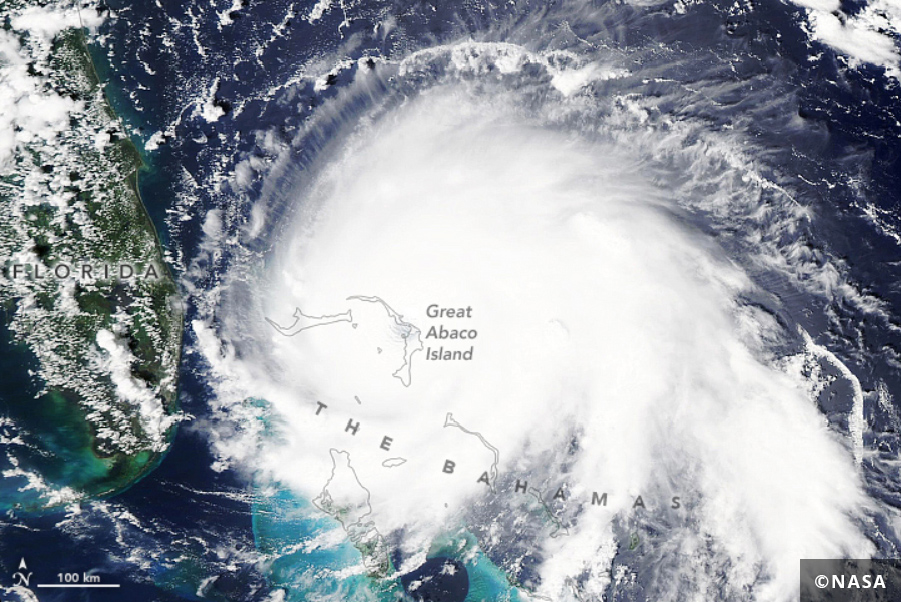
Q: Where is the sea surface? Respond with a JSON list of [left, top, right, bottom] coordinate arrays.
[[2, 0, 901, 600]]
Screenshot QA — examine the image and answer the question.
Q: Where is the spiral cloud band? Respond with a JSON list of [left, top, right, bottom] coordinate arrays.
[[198, 80, 874, 601]]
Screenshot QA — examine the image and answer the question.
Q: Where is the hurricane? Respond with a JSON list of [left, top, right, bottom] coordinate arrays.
[[185, 5, 901, 599], [2, 0, 900, 600]]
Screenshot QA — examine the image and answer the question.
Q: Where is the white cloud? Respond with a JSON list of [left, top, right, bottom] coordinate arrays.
[[0, 31, 81, 171], [197, 77, 226, 123], [96, 327, 174, 452], [0, 2, 106, 172], [306, 0, 334, 24], [789, 0, 901, 76], [10, 5, 104, 41], [204, 85, 874, 600]]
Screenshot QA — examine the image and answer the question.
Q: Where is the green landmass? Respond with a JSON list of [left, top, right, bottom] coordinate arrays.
[[0, 2, 182, 511]]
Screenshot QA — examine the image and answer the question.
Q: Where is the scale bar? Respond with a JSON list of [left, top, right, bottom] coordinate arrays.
[[38, 583, 119, 587]]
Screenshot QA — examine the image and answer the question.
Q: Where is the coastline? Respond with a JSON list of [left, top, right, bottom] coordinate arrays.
[[0, 14, 184, 513]]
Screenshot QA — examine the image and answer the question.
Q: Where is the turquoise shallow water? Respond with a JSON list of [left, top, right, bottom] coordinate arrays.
[[86, 38, 169, 231], [0, 307, 126, 511], [251, 479, 523, 602], [252, 481, 400, 601], [428, 531, 525, 602], [0, 33, 179, 515]]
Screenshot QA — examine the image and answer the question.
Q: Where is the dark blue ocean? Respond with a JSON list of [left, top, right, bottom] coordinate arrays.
[[2, 0, 901, 599]]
